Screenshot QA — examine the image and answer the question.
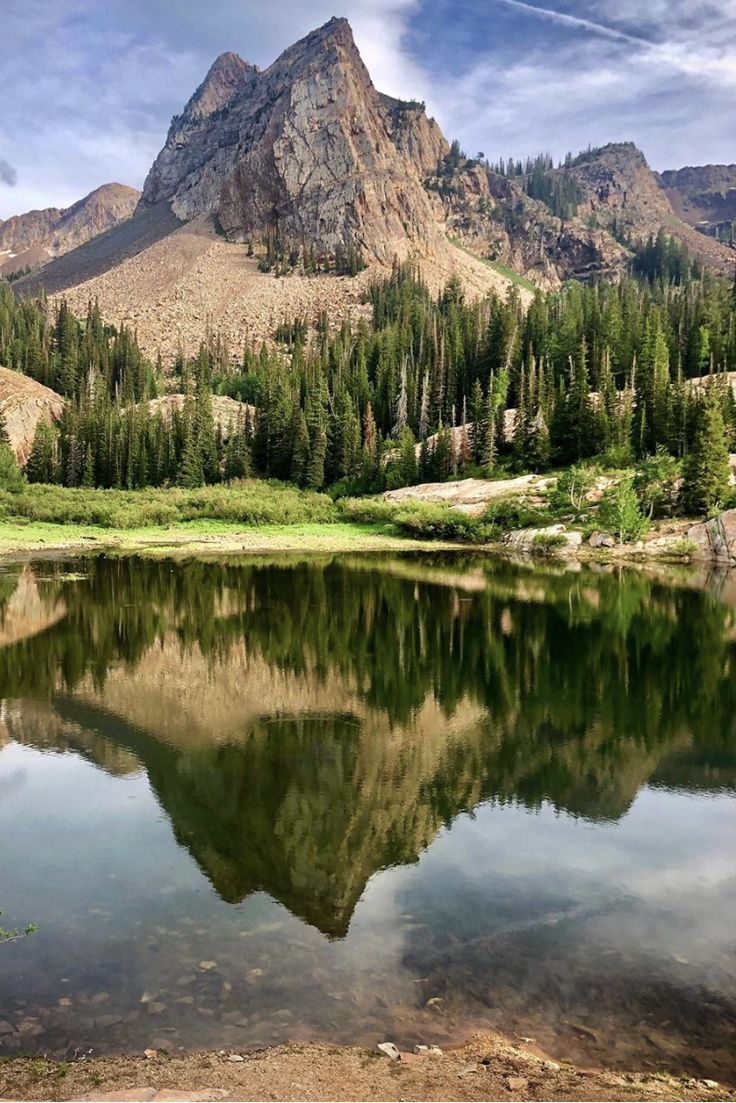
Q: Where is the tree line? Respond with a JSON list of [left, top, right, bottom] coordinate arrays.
[[1, 263, 736, 512]]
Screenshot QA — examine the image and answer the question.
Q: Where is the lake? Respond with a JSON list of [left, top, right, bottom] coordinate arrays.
[[0, 553, 734, 1079]]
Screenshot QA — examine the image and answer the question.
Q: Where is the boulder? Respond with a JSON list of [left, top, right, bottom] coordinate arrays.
[[687, 510, 736, 565], [588, 531, 616, 548], [0, 365, 65, 464], [504, 524, 582, 554]]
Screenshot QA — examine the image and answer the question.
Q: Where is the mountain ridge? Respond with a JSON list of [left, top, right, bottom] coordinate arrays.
[[6, 17, 735, 359], [0, 183, 140, 278]]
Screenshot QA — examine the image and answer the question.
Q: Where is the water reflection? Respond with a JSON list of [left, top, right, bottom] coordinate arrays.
[[0, 555, 735, 1076]]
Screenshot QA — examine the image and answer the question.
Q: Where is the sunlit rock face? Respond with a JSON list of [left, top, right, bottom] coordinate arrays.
[[140, 18, 447, 262]]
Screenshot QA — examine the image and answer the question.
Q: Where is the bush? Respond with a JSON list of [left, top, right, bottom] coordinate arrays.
[[391, 503, 498, 543], [0, 481, 338, 529], [482, 498, 550, 530], [530, 531, 567, 556], [338, 497, 399, 526], [550, 465, 597, 520], [598, 477, 650, 544]]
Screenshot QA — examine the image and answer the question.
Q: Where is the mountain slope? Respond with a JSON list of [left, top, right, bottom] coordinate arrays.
[[0, 183, 140, 278]]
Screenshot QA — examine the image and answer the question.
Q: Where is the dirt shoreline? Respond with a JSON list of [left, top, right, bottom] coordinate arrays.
[[1, 1032, 733, 1102]]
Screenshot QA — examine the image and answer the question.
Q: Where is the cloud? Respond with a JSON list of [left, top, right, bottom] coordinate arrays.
[[0, 159, 17, 187], [490, 0, 647, 44]]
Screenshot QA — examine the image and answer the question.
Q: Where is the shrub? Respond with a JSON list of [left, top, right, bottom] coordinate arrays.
[[0, 481, 338, 529], [550, 465, 597, 520], [391, 503, 497, 543], [598, 478, 650, 544], [482, 498, 549, 530], [530, 531, 568, 556]]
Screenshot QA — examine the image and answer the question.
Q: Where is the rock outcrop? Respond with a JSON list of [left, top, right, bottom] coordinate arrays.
[[687, 510, 736, 566], [658, 164, 736, 241], [140, 18, 446, 262], [0, 184, 140, 278], [0, 366, 65, 463]]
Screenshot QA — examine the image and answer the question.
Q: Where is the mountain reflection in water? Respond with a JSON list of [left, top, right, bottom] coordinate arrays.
[[0, 555, 734, 1077]]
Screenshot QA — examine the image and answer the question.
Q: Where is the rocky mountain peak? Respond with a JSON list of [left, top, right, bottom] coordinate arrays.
[[140, 17, 445, 261], [0, 183, 139, 278], [179, 50, 257, 124]]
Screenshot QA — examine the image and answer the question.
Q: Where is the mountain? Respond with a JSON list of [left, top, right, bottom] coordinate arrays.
[[9, 19, 735, 359], [139, 18, 447, 261], [435, 142, 734, 288], [0, 183, 140, 278], [658, 163, 736, 244]]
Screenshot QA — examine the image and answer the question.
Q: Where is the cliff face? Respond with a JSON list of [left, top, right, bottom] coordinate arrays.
[[140, 18, 446, 262], [436, 164, 627, 288], [0, 183, 140, 277], [658, 163, 736, 240]]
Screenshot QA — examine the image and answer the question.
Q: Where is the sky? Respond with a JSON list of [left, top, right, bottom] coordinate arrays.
[[1, 0, 735, 219]]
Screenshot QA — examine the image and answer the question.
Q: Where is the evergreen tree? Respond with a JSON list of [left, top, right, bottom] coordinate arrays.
[[680, 392, 731, 515]]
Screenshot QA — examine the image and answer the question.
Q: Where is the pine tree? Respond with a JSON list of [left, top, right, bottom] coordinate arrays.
[[26, 422, 58, 484], [680, 392, 731, 515]]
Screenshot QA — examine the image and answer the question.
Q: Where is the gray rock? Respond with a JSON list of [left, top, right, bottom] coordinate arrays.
[[377, 1041, 400, 1060], [588, 531, 616, 548], [687, 509, 736, 565]]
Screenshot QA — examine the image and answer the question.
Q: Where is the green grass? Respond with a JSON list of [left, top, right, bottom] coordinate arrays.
[[448, 237, 537, 293], [0, 480, 337, 529]]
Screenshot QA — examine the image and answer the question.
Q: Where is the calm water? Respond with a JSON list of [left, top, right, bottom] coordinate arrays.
[[0, 554, 735, 1078]]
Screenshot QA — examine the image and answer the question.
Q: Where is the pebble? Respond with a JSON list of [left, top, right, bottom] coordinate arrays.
[[147, 1002, 167, 1015], [198, 960, 218, 971], [702, 1080, 719, 1089], [543, 1060, 561, 1071], [377, 1041, 400, 1060], [507, 1076, 529, 1091], [143, 1048, 157, 1059], [58, 997, 72, 1008], [90, 992, 110, 1004], [227, 1054, 244, 1062]]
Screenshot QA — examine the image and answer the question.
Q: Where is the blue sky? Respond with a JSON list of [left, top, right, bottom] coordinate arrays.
[[1, 0, 734, 219]]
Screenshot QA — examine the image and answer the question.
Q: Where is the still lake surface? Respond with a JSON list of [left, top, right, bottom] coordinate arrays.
[[0, 554, 734, 1077]]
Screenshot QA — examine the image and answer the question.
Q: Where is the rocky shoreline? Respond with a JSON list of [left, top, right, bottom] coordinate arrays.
[[0, 1032, 733, 1102]]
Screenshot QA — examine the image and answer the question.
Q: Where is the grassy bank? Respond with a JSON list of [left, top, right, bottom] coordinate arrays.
[[0, 482, 501, 556]]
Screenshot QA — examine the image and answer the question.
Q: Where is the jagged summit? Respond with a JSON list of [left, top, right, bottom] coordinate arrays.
[[180, 50, 257, 123], [140, 17, 446, 261]]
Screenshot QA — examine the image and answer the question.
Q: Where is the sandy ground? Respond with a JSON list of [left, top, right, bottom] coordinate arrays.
[[1, 1032, 732, 1102]]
